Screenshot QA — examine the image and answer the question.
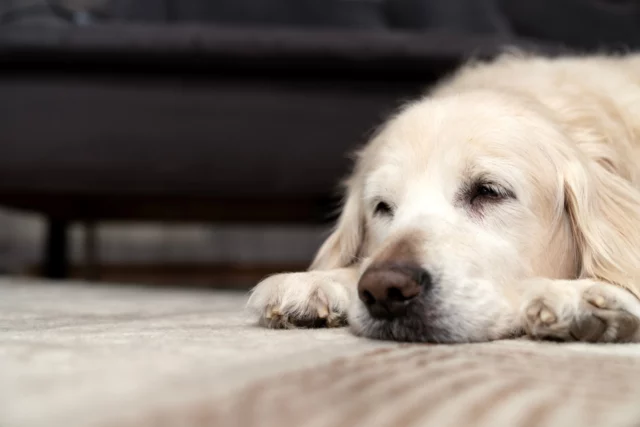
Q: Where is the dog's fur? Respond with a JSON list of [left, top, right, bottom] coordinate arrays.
[[248, 53, 640, 343]]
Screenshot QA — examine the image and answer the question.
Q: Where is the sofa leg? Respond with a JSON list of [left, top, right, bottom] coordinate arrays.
[[44, 218, 69, 279]]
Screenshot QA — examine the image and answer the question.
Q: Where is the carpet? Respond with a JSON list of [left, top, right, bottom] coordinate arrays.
[[2, 279, 640, 427]]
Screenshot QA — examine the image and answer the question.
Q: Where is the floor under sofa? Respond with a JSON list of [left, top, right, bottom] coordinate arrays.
[[3, 279, 640, 427]]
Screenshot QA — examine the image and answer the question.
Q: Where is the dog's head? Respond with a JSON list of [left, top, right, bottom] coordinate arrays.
[[311, 90, 640, 342]]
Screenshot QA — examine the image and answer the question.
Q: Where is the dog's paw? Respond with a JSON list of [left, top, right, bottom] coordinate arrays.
[[522, 284, 581, 341], [580, 284, 640, 342], [522, 281, 640, 343], [247, 272, 351, 329]]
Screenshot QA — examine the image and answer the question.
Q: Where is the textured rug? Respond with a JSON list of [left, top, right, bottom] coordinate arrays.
[[2, 279, 640, 427]]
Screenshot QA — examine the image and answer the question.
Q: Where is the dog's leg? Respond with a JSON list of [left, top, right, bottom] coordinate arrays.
[[247, 267, 360, 329], [519, 279, 640, 342]]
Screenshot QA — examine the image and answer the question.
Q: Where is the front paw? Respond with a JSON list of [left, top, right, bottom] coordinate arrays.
[[521, 281, 640, 343], [523, 292, 585, 341], [247, 272, 351, 329]]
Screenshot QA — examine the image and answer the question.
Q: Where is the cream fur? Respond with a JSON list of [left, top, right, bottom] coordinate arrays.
[[248, 53, 640, 343]]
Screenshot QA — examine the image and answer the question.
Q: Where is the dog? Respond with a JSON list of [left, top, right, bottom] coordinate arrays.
[[248, 52, 640, 343]]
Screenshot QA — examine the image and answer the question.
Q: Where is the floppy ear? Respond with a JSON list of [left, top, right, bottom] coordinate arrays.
[[310, 175, 365, 271], [309, 120, 391, 271], [564, 158, 640, 298]]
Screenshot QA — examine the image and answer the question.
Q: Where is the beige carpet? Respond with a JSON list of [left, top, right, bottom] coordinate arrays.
[[3, 279, 640, 427]]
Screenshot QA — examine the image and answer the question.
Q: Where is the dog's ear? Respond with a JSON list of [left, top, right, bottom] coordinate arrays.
[[564, 157, 640, 298], [310, 123, 389, 271], [310, 174, 365, 271]]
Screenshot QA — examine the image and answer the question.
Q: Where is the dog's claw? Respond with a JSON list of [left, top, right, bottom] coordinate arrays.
[[539, 308, 556, 324], [317, 305, 329, 319], [587, 294, 607, 309]]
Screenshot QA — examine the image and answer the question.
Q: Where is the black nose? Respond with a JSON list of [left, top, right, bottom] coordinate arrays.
[[357, 263, 431, 320]]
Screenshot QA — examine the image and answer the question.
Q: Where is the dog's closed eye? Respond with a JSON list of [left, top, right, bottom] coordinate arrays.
[[374, 200, 394, 217], [467, 181, 515, 207]]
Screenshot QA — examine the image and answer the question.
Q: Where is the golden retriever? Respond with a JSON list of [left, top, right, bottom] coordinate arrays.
[[248, 52, 640, 343]]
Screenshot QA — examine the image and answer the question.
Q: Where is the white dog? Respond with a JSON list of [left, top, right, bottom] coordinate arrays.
[[248, 52, 640, 343]]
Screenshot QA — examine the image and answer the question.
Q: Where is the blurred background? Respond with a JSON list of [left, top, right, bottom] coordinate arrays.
[[1, 0, 639, 289]]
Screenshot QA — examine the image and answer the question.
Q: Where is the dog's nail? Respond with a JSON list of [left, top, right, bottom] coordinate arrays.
[[540, 308, 556, 324], [317, 305, 329, 318], [316, 288, 330, 306], [264, 305, 274, 319], [590, 295, 607, 308]]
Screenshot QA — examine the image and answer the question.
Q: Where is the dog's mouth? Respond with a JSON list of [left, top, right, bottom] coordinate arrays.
[[349, 297, 525, 343], [349, 298, 463, 343], [350, 314, 523, 343], [352, 323, 454, 344]]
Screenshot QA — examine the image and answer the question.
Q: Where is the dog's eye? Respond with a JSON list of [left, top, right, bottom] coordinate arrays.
[[476, 184, 500, 199], [374, 201, 394, 217], [470, 183, 512, 205]]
